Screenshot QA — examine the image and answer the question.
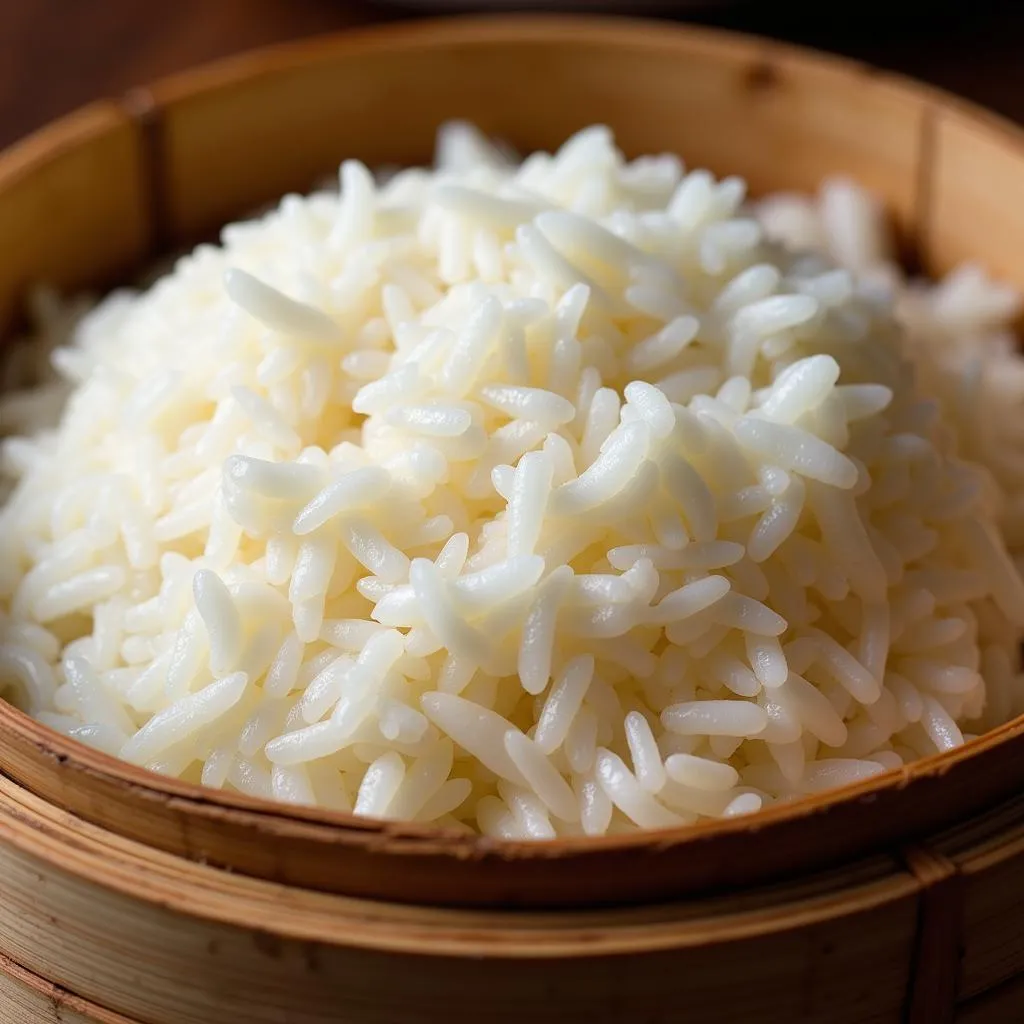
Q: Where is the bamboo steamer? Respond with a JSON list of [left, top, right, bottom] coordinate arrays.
[[0, 771, 959, 1023], [2, 13, 1024, 909], [2, 11, 1024, 1022], [0, 951, 140, 1024], [2, 767, 1024, 1022]]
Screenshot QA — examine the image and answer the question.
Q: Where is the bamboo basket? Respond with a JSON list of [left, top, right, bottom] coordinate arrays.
[[3, 765, 1024, 1023], [0, 952, 140, 1024], [3, 12, 1024, 1022]]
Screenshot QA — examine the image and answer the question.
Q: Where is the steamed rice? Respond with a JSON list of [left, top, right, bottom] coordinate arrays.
[[1, 122, 1023, 839]]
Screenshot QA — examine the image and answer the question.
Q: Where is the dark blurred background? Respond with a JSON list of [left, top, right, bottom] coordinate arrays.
[[2, 0, 1023, 149]]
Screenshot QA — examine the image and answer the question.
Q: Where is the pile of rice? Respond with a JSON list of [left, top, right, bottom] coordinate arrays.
[[2, 123, 1023, 839]]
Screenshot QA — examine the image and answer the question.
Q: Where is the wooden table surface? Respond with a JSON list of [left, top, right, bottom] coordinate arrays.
[[1, 0, 1023, 150]]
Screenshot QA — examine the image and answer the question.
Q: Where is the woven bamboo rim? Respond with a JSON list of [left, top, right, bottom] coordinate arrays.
[[0, 951, 139, 1024], [0, 770, 942, 1023], [2, 765, 1024, 1022], [1, 15, 1024, 909]]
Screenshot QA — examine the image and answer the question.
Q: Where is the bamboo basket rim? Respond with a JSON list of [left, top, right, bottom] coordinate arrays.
[[3, 12, 1024, 900], [0, 768, 920, 958], [6, 695, 1024, 858], [0, 948, 139, 1024], [125, 10, 1024, 141]]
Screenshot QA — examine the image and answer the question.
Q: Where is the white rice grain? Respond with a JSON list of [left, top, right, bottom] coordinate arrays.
[[121, 672, 248, 765], [4, 122, 1023, 840]]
